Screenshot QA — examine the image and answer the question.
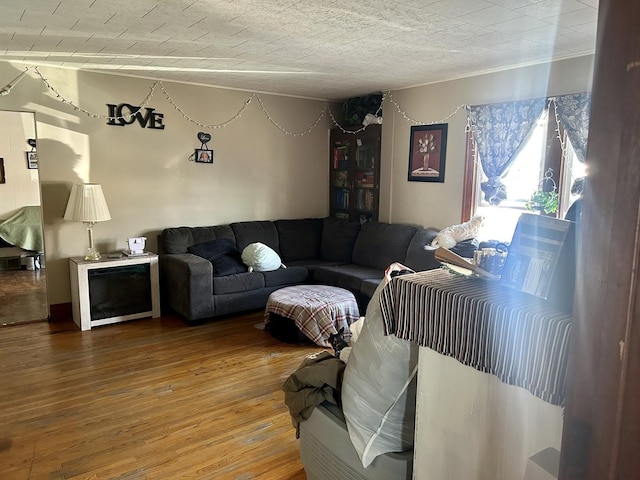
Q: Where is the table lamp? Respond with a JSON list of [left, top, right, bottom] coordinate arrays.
[[64, 183, 111, 261]]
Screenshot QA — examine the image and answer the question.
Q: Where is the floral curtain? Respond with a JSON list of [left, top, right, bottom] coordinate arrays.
[[468, 98, 547, 204], [553, 92, 591, 163]]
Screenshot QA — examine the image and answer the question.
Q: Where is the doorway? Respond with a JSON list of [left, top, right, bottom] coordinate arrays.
[[0, 111, 47, 325]]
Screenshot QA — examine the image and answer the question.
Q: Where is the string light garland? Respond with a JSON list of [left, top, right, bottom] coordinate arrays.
[[386, 91, 468, 126], [0, 67, 468, 135], [548, 97, 568, 160], [32, 66, 159, 121], [254, 93, 326, 136], [161, 84, 256, 129], [465, 109, 473, 133]]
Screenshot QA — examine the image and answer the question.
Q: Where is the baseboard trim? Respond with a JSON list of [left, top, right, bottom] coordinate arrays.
[[49, 302, 72, 322]]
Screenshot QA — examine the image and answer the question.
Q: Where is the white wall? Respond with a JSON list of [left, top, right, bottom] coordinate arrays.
[[0, 55, 595, 309], [0, 111, 40, 218], [0, 62, 330, 305], [379, 55, 595, 230]]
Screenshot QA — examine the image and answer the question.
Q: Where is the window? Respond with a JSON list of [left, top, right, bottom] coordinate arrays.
[[560, 137, 587, 215], [463, 102, 582, 242]]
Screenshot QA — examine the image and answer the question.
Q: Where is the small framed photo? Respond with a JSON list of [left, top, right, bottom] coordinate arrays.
[[0, 158, 5, 184], [195, 149, 213, 164], [26, 151, 38, 169], [408, 124, 448, 183]]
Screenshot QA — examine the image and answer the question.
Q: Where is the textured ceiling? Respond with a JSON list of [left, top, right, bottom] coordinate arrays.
[[0, 0, 598, 101]]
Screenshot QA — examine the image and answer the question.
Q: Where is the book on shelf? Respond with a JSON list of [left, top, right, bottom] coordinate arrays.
[[365, 190, 373, 210], [356, 189, 374, 211], [334, 170, 348, 188], [333, 145, 348, 169], [335, 189, 349, 209], [355, 171, 375, 188], [356, 146, 375, 169]]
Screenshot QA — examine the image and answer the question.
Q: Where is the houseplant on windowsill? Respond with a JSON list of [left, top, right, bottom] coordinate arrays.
[[525, 168, 559, 215], [525, 189, 559, 214]]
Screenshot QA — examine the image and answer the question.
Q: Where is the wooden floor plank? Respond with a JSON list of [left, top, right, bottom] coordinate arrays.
[[0, 311, 323, 479], [0, 268, 48, 325]]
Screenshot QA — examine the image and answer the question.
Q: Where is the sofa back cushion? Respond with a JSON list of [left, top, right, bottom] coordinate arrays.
[[320, 218, 361, 263], [187, 238, 246, 276], [158, 225, 235, 254], [352, 222, 417, 270], [404, 227, 441, 271], [230, 221, 280, 253], [275, 218, 323, 262]]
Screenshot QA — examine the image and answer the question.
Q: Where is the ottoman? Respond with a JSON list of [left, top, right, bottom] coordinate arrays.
[[264, 285, 360, 347]]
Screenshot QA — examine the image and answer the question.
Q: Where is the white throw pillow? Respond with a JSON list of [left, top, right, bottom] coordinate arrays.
[[341, 279, 419, 467], [241, 242, 283, 272]]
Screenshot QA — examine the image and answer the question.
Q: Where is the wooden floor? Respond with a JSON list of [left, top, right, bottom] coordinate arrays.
[[0, 267, 48, 325], [0, 311, 324, 479]]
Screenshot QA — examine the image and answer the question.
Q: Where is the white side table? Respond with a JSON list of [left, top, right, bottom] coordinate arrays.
[[69, 253, 160, 331]]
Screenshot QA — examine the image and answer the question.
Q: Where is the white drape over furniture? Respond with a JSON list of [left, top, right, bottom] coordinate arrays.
[[0, 206, 44, 253]]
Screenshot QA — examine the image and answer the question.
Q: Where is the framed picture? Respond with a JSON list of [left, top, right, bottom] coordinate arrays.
[[0, 158, 5, 184], [195, 149, 213, 164], [26, 151, 38, 169], [408, 123, 448, 183]]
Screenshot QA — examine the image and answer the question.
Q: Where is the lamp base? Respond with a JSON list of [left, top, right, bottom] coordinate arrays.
[[83, 222, 102, 261], [84, 247, 102, 261]]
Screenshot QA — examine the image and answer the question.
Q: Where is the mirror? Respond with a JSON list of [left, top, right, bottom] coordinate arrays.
[[0, 111, 47, 325]]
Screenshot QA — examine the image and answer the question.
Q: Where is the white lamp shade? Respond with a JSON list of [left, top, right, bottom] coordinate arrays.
[[64, 183, 111, 223]]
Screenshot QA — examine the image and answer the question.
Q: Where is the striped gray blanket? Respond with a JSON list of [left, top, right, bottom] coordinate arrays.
[[378, 268, 572, 406]]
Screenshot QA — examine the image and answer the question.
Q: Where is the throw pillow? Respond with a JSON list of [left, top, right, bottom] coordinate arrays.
[[241, 242, 284, 272], [187, 238, 246, 276], [341, 277, 419, 468]]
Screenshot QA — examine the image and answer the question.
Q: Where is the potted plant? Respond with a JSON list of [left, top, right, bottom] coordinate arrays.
[[525, 168, 559, 215], [343, 94, 383, 126], [525, 189, 559, 214]]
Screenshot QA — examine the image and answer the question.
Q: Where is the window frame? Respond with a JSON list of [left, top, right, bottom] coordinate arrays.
[[462, 101, 572, 225]]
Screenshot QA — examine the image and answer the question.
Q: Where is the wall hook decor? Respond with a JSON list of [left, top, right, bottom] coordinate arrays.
[[193, 131, 213, 163], [26, 138, 38, 169]]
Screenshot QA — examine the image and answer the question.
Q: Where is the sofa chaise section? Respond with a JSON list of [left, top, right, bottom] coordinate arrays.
[[314, 222, 440, 309]]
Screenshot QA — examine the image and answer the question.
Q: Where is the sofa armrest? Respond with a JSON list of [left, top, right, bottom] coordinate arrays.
[[404, 227, 441, 271], [159, 253, 215, 321]]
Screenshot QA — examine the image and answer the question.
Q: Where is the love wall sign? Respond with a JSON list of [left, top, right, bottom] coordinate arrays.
[[106, 103, 165, 129]]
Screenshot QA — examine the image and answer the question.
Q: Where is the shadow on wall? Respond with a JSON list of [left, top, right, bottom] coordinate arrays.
[[142, 230, 163, 254], [37, 138, 83, 305], [38, 137, 83, 238]]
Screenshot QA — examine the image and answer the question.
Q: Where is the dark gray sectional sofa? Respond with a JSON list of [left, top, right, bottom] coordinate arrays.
[[157, 217, 440, 323]]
